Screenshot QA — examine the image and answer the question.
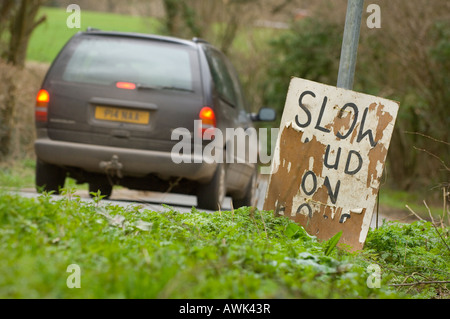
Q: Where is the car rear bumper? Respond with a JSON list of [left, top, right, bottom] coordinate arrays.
[[35, 136, 217, 181]]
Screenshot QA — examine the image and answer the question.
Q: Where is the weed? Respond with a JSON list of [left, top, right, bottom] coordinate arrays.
[[0, 191, 410, 299]]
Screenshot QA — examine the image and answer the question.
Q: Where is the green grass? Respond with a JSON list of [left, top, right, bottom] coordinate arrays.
[[0, 191, 399, 299], [363, 221, 450, 298], [0, 191, 448, 299], [379, 187, 444, 220], [0, 159, 87, 191], [27, 7, 162, 63], [0, 159, 36, 189]]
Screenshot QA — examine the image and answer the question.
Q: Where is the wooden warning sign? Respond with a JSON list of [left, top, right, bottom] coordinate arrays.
[[263, 77, 399, 251]]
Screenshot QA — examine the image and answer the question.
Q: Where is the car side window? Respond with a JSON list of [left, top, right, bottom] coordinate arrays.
[[223, 54, 248, 113], [203, 46, 240, 108]]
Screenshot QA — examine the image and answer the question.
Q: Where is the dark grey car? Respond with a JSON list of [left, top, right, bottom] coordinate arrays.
[[34, 30, 274, 210]]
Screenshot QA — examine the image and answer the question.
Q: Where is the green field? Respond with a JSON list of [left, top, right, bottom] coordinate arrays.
[[27, 7, 161, 63]]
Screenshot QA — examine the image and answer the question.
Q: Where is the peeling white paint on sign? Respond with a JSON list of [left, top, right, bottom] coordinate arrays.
[[263, 77, 399, 251]]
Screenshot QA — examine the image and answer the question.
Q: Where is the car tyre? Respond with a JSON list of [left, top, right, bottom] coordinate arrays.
[[197, 163, 226, 211], [232, 170, 257, 208], [35, 159, 66, 194]]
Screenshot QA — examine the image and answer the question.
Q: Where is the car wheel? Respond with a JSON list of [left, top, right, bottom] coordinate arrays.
[[197, 163, 226, 211], [89, 178, 113, 199], [232, 170, 257, 208], [35, 159, 66, 194]]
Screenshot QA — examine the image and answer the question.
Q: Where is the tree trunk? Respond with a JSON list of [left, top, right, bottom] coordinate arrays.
[[0, 0, 15, 39], [7, 0, 46, 68], [0, 72, 16, 161], [0, 0, 45, 161]]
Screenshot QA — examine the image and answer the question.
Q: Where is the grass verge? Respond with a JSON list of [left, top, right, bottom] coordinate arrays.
[[0, 190, 448, 299], [0, 159, 88, 192], [0, 191, 393, 298], [0, 159, 36, 190]]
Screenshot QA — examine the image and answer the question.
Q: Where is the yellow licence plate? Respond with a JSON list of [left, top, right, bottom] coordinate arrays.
[[95, 106, 150, 125]]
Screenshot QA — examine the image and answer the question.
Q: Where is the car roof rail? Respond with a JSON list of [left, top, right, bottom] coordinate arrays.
[[86, 27, 101, 32], [192, 37, 210, 44]]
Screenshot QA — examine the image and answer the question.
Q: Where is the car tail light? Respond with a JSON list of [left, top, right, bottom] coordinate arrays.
[[116, 82, 136, 90], [35, 89, 49, 122], [199, 106, 216, 139]]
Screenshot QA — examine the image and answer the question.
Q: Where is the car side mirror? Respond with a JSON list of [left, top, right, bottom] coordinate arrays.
[[251, 107, 276, 122]]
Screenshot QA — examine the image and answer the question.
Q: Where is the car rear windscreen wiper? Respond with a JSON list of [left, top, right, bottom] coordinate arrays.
[[136, 84, 163, 90], [161, 86, 193, 92], [136, 84, 193, 92]]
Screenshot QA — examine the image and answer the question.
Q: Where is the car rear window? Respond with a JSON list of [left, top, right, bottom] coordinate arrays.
[[62, 36, 197, 92]]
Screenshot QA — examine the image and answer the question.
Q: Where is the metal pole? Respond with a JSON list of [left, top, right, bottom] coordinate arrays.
[[337, 0, 365, 90], [337, 0, 382, 228]]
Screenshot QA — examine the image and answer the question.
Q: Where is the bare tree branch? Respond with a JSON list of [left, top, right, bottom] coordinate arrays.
[[390, 280, 450, 287], [413, 146, 449, 172], [405, 131, 450, 146]]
